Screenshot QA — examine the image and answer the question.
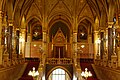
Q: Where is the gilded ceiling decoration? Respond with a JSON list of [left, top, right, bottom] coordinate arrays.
[[1, 0, 119, 29]]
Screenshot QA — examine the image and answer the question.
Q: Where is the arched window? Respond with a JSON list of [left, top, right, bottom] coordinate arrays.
[[48, 68, 70, 80]]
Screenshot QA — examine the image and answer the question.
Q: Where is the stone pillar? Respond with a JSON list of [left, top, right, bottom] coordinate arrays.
[[42, 31, 47, 65], [0, 11, 3, 65], [105, 28, 108, 57], [7, 22, 13, 60], [16, 29, 20, 56], [21, 28, 26, 58], [11, 26, 18, 65], [111, 20, 118, 68], [94, 31, 99, 59], [73, 32, 77, 66], [100, 30, 104, 59], [12, 27, 16, 53], [25, 33, 31, 57], [108, 22, 114, 60]]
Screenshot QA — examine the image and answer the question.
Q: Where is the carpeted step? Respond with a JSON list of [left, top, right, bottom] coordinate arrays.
[[80, 62, 99, 80], [19, 60, 40, 80]]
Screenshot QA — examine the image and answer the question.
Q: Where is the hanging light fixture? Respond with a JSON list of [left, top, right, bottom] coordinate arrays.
[[28, 67, 39, 78], [81, 68, 92, 80]]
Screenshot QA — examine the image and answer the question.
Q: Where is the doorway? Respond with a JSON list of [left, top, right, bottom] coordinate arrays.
[[53, 46, 65, 58]]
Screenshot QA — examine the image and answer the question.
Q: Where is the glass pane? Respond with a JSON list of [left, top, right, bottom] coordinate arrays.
[[53, 70, 56, 74], [51, 68, 67, 80], [52, 75, 56, 80], [61, 75, 65, 80], [56, 69, 59, 74], [61, 69, 65, 74]]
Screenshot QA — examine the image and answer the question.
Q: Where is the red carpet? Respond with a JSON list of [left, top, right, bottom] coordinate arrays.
[[80, 62, 98, 80], [19, 60, 40, 80]]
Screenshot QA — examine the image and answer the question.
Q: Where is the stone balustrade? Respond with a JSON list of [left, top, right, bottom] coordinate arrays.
[[2, 53, 25, 67], [46, 58, 73, 65], [0, 63, 27, 80], [95, 57, 118, 69], [93, 64, 120, 80], [77, 53, 94, 59]]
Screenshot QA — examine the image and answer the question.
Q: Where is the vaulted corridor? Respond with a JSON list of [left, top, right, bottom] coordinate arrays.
[[0, 0, 120, 80]]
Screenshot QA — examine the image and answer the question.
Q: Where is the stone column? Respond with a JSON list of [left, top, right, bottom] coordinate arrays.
[[108, 22, 114, 60], [0, 11, 3, 65], [73, 32, 77, 66], [105, 28, 108, 57], [21, 28, 26, 58], [111, 20, 118, 68], [12, 26, 16, 53], [100, 30, 104, 59], [42, 31, 47, 65], [16, 29, 20, 56], [94, 31, 99, 59], [108, 21, 118, 68], [11, 26, 18, 65], [7, 22, 13, 60], [25, 33, 31, 57]]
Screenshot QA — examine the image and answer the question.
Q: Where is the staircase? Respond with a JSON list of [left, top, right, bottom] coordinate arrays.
[[80, 59, 98, 80], [19, 58, 40, 80]]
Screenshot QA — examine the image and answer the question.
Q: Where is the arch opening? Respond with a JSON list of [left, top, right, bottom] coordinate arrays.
[[48, 68, 70, 80]]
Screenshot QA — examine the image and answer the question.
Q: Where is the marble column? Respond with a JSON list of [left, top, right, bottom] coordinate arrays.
[[100, 30, 104, 59], [7, 22, 13, 60], [108, 22, 114, 60], [0, 11, 3, 65], [12, 26, 17, 64], [16, 29, 20, 55]]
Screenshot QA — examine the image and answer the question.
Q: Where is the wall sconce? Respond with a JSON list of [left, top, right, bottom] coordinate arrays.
[[81, 45, 85, 48]]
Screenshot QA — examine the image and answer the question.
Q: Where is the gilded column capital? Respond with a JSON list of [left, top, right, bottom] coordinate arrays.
[[108, 22, 114, 28], [94, 31, 99, 33], [16, 28, 20, 31], [21, 28, 26, 33], [100, 29, 105, 32], [8, 20, 13, 26]]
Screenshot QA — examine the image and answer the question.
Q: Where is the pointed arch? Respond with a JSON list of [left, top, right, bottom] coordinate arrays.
[[47, 66, 72, 80]]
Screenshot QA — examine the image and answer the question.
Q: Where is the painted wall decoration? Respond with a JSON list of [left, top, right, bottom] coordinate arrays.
[[78, 26, 88, 41], [32, 24, 42, 41]]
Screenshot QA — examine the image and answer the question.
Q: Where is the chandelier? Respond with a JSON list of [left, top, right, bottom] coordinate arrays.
[[81, 68, 92, 79], [28, 67, 39, 78]]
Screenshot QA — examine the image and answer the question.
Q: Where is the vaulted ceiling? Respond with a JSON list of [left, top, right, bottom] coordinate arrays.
[[1, 0, 120, 29]]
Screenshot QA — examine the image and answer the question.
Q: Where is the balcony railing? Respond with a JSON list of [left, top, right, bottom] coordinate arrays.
[[46, 58, 73, 65]]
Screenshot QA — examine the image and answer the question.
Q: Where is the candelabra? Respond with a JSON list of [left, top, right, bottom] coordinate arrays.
[[28, 67, 39, 80], [81, 68, 92, 80]]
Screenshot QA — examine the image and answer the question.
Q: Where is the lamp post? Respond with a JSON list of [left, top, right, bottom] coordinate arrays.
[[28, 67, 39, 80], [81, 68, 92, 80]]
